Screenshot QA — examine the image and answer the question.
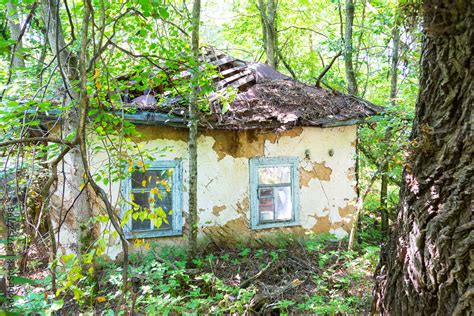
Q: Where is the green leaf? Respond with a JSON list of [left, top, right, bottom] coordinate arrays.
[[138, 0, 152, 16], [10, 276, 38, 285], [50, 299, 64, 311], [158, 6, 169, 19], [61, 253, 75, 264], [0, 39, 16, 53], [72, 287, 85, 300]]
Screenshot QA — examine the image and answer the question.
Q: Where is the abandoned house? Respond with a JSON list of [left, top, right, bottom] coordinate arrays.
[[47, 50, 381, 258]]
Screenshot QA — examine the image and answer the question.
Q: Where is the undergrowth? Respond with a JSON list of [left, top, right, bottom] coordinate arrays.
[[8, 233, 380, 315]]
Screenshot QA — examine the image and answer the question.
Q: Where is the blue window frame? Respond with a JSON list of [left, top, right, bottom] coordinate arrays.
[[249, 157, 300, 229], [122, 160, 183, 239]]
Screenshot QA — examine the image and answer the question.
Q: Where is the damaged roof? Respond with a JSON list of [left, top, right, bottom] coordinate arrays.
[[124, 48, 382, 130]]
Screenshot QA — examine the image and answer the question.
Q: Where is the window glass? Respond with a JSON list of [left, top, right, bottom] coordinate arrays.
[[257, 186, 293, 223], [131, 169, 172, 189], [131, 192, 151, 231], [131, 168, 173, 231], [250, 158, 299, 229], [151, 188, 173, 230], [258, 166, 291, 184], [274, 186, 292, 220], [258, 187, 273, 197], [257, 166, 293, 224], [259, 197, 274, 222]]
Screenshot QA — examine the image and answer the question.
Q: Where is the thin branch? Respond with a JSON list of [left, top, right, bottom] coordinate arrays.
[[56, 179, 89, 234], [0, 137, 75, 148], [240, 260, 273, 288], [277, 49, 297, 79], [63, 0, 76, 42], [278, 25, 328, 39], [315, 51, 342, 87]]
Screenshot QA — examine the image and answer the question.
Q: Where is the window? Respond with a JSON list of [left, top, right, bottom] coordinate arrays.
[[122, 160, 182, 238], [249, 157, 300, 229]]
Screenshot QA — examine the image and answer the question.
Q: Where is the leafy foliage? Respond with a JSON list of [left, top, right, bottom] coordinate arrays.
[[9, 235, 379, 314]]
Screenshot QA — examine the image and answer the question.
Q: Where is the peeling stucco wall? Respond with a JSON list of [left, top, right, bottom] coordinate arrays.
[[90, 125, 358, 259]]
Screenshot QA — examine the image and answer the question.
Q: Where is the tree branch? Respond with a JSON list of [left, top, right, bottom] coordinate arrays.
[[0, 137, 75, 148], [278, 25, 328, 38], [76, 2, 129, 312], [277, 49, 297, 79], [315, 51, 342, 87]]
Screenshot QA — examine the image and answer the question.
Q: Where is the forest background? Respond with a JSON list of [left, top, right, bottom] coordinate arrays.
[[2, 0, 466, 314]]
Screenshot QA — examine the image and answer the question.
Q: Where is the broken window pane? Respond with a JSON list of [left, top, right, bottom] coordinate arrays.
[[258, 166, 291, 184]]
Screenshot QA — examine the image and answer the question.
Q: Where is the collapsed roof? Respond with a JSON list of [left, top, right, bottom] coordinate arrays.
[[124, 48, 382, 131]]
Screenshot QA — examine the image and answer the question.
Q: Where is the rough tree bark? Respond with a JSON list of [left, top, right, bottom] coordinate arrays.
[[40, 0, 95, 255], [374, 1, 473, 314], [257, 0, 277, 69], [187, 0, 201, 260], [344, 0, 358, 95]]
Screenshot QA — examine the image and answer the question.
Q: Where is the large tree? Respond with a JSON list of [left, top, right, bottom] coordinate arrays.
[[374, 1, 473, 314]]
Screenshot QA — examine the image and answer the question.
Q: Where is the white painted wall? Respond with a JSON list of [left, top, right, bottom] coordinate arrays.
[[88, 125, 357, 259]]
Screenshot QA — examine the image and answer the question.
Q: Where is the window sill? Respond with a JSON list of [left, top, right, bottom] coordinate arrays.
[[125, 229, 182, 239], [251, 221, 300, 231]]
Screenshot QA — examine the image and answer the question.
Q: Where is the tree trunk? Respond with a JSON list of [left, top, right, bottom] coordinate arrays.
[[187, 0, 201, 260], [41, 0, 94, 256], [344, 0, 359, 248], [265, 0, 277, 69], [6, 2, 25, 69], [258, 0, 277, 69], [380, 26, 400, 237], [374, 1, 473, 314], [344, 0, 358, 95], [41, 0, 78, 84], [379, 168, 388, 236], [258, 0, 268, 56], [389, 26, 400, 107]]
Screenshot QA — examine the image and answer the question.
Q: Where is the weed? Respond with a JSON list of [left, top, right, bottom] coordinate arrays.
[[11, 234, 379, 314]]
